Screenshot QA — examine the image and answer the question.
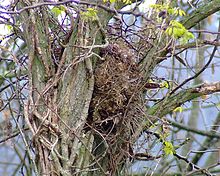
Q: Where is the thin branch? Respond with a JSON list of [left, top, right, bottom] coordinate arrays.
[[190, 29, 220, 35], [170, 19, 220, 95], [144, 130, 213, 176], [0, 127, 29, 144], [190, 112, 220, 165], [170, 45, 218, 95], [168, 120, 220, 139], [175, 40, 220, 50], [7, 100, 39, 176], [174, 153, 213, 176], [134, 153, 162, 161], [0, 0, 141, 16]]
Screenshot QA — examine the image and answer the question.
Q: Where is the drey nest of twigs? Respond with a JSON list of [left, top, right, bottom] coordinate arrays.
[[87, 42, 145, 139]]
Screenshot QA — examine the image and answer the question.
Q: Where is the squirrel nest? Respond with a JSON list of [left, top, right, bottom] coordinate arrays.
[[88, 42, 145, 138]]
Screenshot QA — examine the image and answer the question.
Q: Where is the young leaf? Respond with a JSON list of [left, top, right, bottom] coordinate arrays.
[[184, 31, 194, 40], [5, 25, 13, 32], [178, 9, 186, 16], [170, 20, 184, 28], [179, 31, 194, 44], [160, 81, 169, 89], [59, 5, 66, 11], [173, 8, 186, 16], [167, 8, 174, 15], [103, 0, 131, 4], [165, 27, 173, 36], [81, 8, 98, 21], [51, 5, 66, 17], [163, 141, 175, 155], [173, 106, 183, 113], [122, 0, 132, 4], [172, 28, 185, 38], [51, 7, 62, 17]]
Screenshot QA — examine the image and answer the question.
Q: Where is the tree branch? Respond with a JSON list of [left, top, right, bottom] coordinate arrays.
[[148, 81, 220, 118], [175, 40, 220, 50], [168, 119, 220, 139], [183, 0, 220, 29], [190, 112, 220, 165], [170, 19, 220, 95]]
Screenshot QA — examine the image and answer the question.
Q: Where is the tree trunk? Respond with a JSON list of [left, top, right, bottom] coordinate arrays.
[[19, 0, 130, 175], [16, 0, 220, 175]]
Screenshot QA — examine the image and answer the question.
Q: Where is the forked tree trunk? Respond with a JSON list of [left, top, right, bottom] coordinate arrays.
[[19, 1, 166, 175], [20, 1, 136, 175], [15, 0, 220, 175], [6, 0, 220, 175]]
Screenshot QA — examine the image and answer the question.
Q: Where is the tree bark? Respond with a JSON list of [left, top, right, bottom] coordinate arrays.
[[16, 0, 220, 175]]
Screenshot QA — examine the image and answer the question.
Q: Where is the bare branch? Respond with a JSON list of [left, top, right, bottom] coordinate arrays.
[[148, 81, 220, 118]]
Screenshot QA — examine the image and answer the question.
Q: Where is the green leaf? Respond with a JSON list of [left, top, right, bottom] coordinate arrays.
[[165, 20, 194, 42], [59, 5, 66, 11], [179, 31, 194, 44], [5, 24, 13, 32], [179, 38, 188, 44], [122, 0, 132, 4], [160, 81, 169, 89], [165, 27, 186, 38], [178, 9, 186, 16], [150, 4, 185, 17], [81, 8, 98, 21], [173, 8, 186, 16], [185, 31, 194, 39], [165, 27, 173, 36], [170, 20, 184, 28], [167, 8, 175, 15], [51, 5, 66, 17], [172, 28, 185, 38], [173, 106, 183, 113], [150, 4, 163, 10], [103, 0, 131, 4], [163, 141, 175, 155], [51, 7, 62, 17]]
